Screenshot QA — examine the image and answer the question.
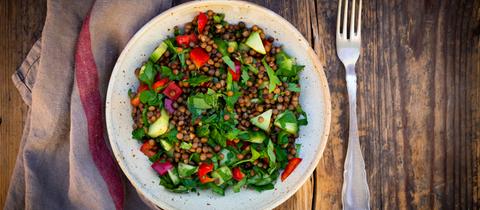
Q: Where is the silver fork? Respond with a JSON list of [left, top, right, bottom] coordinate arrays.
[[336, 0, 370, 209]]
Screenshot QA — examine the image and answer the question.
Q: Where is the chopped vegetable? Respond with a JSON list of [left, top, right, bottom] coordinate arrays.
[[198, 162, 215, 184], [140, 141, 156, 157], [178, 163, 198, 178], [147, 109, 170, 138], [151, 161, 173, 176], [250, 109, 273, 132], [175, 34, 197, 45], [227, 60, 241, 81], [197, 12, 208, 33], [162, 82, 183, 100], [274, 110, 299, 135], [150, 41, 168, 62], [190, 47, 209, 67], [138, 61, 157, 87], [164, 98, 175, 114], [245, 31, 266, 54], [232, 167, 245, 181], [152, 78, 170, 92], [281, 157, 302, 181], [262, 58, 281, 93]]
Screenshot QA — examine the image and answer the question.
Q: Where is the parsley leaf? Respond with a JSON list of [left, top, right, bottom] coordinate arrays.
[[277, 131, 289, 145], [132, 128, 145, 140], [266, 139, 276, 168], [160, 128, 179, 144], [213, 13, 225, 23], [187, 75, 211, 87], [224, 73, 241, 109], [222, 56, 236, 72], [246, 64, 258, 74], [138, 61, 157, 87], [139, 90, 163, 106], [241, 66, 250, 85], [262, 58, 281, 93], [164, 38, 177, 54], [180, 142, 193, 150], [149, 152, 163, 162], [210, 127, 226, 147], [187, 89, 222, 120], [214, 38, 229, 56], [160, 66, 183, 81], [287, 83, 301, 92], [233, 147, 261, 166]]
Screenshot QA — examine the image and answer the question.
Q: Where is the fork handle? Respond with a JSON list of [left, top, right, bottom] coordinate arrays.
[[342, 64, 370, 210]]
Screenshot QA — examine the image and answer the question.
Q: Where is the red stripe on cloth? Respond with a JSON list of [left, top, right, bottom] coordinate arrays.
[[75, 14, 124, 209]]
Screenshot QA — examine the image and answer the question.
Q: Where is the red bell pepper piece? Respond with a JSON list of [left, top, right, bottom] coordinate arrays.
[[152, 78, 170, 92], [190, 47, 209, 68], [232, 167, 245, 181], [197, 12, 208, 33], [281, 157, 302, 181], [176, 34, 197, 45], [140, 141, 157, 158], [228, 60, 241, 81], [131, 84, 150, 107], [162, 82, 183, 100], [198, 162, 215, 184], [137, 84, 149, 92]]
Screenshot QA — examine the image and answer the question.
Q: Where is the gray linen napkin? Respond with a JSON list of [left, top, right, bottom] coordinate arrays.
[[6, 0, 175, 209]]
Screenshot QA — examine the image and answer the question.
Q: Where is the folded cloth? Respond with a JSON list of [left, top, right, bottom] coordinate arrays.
[[6, 0, 175, 209]]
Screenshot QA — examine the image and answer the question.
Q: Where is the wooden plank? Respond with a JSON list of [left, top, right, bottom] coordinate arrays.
[[310, 0, 480, 209], [0, 0, 46, 208]]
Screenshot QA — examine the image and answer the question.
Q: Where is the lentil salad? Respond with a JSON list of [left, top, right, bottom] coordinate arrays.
[[129, 10, 308, 195]]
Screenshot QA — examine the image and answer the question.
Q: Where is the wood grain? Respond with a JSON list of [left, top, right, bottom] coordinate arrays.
[[1, 0, 479, 209], [0, 0, 46, 208]]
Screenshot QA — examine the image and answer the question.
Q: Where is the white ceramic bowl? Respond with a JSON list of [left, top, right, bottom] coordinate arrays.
[[106, 1, 331, 209]]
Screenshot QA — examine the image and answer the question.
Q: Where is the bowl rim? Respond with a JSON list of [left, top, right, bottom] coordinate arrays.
[[105, 1, 331, 209]]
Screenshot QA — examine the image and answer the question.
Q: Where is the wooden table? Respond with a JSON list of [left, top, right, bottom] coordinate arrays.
[[1, 0, 479, 209]]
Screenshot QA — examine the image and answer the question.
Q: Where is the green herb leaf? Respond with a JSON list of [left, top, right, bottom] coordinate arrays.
[[267, 139, 276, 168], [295, 143, 301, 158], [149, 152, 163, 162], [213, 13, 225, 23], [246, 64, 258, 74], [222, 56, 236, 72], [241, 66, 250, 85], [160, 128, 179, 144], [178, 52, 186, 69], [187, 75, 211, 87], [250, 183, 274, 192], [141, 108, 150, 126], [275, 145, 288, 168], [233, 178, 247, 193], [208, 183, 225, 196], [262, 58, 281, 93], [210, 127, 227, 147], [233, 147, 261, 166], [196, 124, 210, 137], [160, 66, 183, 81], [214, 38, 229, 56], [138, 61, 157, 87], [287, 83, 301, 92], [180, 142, 192, 150], [164, 38, 177, 54], [225, 128, 242, 140], [277, 131, 289, 145], [132, 128, 145, 140], [296, 106, 308, 126]]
